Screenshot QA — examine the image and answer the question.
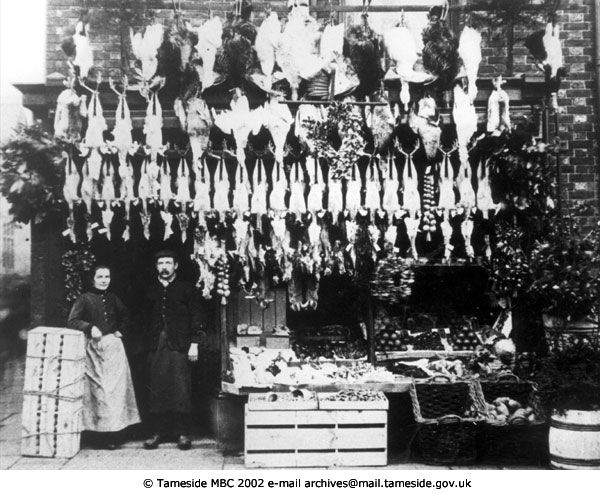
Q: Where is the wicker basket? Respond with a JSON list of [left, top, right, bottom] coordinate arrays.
[[477, 373, 548, 465], [410, 376, 486, 465]]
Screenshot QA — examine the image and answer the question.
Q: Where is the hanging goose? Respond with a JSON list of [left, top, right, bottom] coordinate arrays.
[[269, 159, 287, 213], [250, 157, 268, 217], [144, 91, 163, 158], [382, 154, 400, 215], [306, 155, 324, 214], [233, 161, 250, 213], [213, 157, 231, 215], [289, 161, 306, 215], [193, 158, 211, 214], [176, 158, 191, 205], [345, 160, 362, 217]]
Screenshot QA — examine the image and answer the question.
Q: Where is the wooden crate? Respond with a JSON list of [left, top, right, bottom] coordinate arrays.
[[234, 336, 261, 348], [21, 327, 86, 458], [264, 335, 290, 349], [245, 408, 388, 467]]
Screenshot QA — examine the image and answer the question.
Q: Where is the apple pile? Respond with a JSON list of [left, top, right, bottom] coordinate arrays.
[[375, 328, 410, 352], [448, 325, 481, 351]]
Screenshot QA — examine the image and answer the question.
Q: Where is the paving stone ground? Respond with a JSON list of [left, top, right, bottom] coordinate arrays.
[[0, 357, 540, 470]]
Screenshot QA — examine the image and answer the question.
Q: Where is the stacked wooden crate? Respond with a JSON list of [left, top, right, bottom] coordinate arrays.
[[21, 327, 86, 458], [245, 392, 388, 468]]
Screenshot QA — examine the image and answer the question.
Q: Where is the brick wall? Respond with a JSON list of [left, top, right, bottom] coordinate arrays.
[[45, 0, 599, 215]]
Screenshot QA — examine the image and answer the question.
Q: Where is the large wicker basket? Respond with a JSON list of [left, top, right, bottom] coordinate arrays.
[[477, 374, 548, 465], [409, 376, 486, 465]]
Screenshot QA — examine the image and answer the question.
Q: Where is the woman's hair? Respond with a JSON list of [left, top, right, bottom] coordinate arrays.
[[88, 264, 111, 287]]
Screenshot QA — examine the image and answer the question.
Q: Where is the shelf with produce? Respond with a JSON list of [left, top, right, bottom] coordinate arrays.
[[222, 379, 413, 396], [376, 350, 475, 361]]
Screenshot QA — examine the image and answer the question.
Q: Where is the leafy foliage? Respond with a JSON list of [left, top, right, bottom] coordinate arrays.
[[532, 339, 600, 413], [0, 124, 66, 224], [304, 102, 366, 180], [62, 247, 97, 304]]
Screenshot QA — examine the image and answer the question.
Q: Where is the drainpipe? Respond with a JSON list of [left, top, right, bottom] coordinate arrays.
[[594, 0, 600, 212]]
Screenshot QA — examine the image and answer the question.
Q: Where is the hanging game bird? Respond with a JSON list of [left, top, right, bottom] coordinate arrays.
[[344, 15, 384, 98], [421, 6, 460, 91]]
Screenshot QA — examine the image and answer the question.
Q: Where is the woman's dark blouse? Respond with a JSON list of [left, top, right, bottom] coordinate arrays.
[[67, 289, 129, 337]]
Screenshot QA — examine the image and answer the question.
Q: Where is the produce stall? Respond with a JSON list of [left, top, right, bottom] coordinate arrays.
[[5, 0, 586, 468]]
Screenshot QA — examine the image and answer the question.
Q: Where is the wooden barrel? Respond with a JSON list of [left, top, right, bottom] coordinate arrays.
[[549, 410, 600, 469]]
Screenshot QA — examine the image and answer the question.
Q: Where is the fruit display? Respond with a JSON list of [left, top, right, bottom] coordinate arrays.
[[448, 324, 481, 351], [484, 397, 539, 424], [410, 331, 445, 350], [375, 328, 410, 352], [292, 339, 367, 360], [321, 390, 386, 402]]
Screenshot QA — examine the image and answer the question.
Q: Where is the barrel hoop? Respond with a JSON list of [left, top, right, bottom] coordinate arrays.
[[550, 454, 600, 467], [550, 419, 600, 432]]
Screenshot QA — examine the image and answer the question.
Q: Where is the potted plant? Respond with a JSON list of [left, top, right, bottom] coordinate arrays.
[[531, 339, 600, 469], [526, 209, 600, 350]]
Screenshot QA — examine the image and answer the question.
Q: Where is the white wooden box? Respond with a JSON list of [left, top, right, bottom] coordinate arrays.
[[245, 408, 388, 468], [22, 327, 86, 458]]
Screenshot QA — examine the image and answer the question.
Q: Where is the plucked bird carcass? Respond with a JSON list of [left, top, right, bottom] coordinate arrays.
[[54, 85, 86, 141], [213, 90, 263, 168], [100, 157, 116, 203], [269, 159, 287, 212], [263, 97, 294, 166], [112, 89, 133, 164], [255, 10, 281, 90], [383, 23, 419, 111], [144, 92, 163, 157], [61, 20, 94, 79], [131, 21, 164, 82], [320, 21, 345, 69], [159, 160, 173, 206], [409, 96, 441, 160], [276, 4, 323, 99], [195, 16, 223, 90], [306, 155, 324, 213], [85, 90, 106, 149], [453, 83, 477, 149], [456, 149, 475, 212], [457, 25, 482, 103], [486, 76, 511, 134], [525, 21, 566, 109], [344, 14, 384, 98]]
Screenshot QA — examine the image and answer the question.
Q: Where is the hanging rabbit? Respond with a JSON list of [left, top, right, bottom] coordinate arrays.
[[382, 154, 400, 216], [233, 161, 250, 213], [176, 158, 191, 205], [345, 160, 362, 217], [306, 155, 324, 214], [193, 158, 211, 214], [327, 163, 343, 222], [399, 142, 421, 259], [250, 157, 268, 217], [213, 157, 231, 215], [289, 161, 306, 216]]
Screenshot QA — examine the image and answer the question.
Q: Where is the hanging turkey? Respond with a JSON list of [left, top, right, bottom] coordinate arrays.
[[109, 78, 133, 165], [61, 17, 94, 79], [195, 16, 223, 90], [525, 20, 566, 110], [255, 8, 281, 90], [144, 90, 164, 158], [276, 1, 323, 99], [130, 20, 164, 83], [457, 23, 482, 103]]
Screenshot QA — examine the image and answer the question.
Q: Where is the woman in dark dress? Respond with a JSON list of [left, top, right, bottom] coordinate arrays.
[[68, 265, 140, 449]]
